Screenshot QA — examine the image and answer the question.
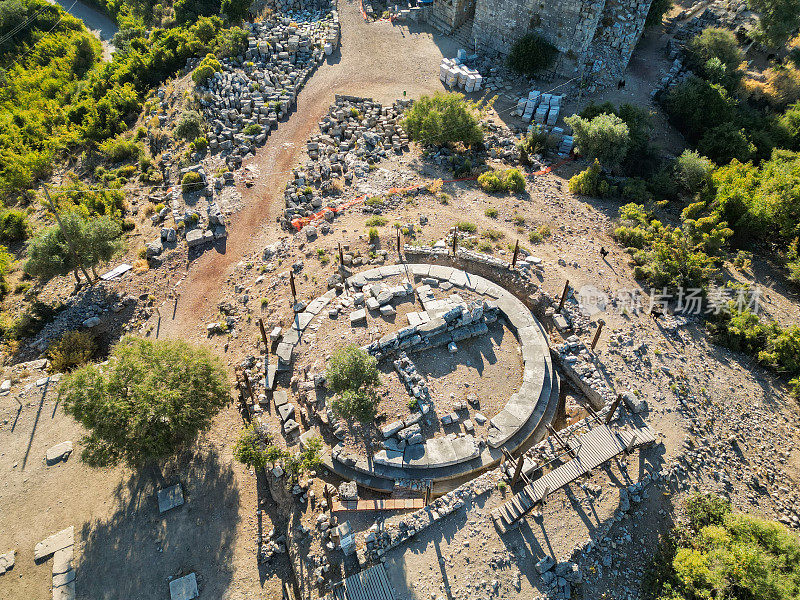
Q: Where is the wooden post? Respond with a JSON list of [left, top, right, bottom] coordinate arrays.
[[323, 484, 334, 512], [338, 243, 344, 265], [511, 239, 520, 268], [547, 423, 577, 459], [557, 280, 570, 313], [451, 227, 457, 255], [591, 319, 605, 351], [555, 384, 567, 429], [626, 432, 638, 453], [512, 452, 525, 486], [396, 227, 401, 258], [605, 395, 622, 424], [424, 481, 431, 506], [258, 318, 269, 350], [289, 270, 297, 307]]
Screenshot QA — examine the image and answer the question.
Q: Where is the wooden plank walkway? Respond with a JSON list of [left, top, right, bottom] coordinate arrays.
[[332, 498, 425, 512], [492, 423, 656, 533], [324, 563, 396, 600]]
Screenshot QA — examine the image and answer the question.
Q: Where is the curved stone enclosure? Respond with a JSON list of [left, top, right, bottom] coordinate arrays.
[[298, 263, 559, 489]]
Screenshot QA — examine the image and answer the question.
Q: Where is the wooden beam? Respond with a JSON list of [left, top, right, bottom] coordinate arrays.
[[605, 395, 623, 425], [591, 319, 605, 351], [557, 280, 570, 313]]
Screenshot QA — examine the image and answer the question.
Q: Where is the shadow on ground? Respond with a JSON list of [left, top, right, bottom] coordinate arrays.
[[76, 449, 239, 600]]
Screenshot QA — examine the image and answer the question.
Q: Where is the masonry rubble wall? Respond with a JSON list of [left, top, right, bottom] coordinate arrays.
[[440, 0, 654, 87]]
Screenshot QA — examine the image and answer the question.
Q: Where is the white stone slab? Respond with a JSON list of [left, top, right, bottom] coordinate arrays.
[[46, 441, 73, 465], [34, 527, 74, 561]]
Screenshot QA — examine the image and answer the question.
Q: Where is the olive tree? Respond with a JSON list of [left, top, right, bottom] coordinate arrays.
[[59, 337, 229, 467], [326, 345, 380, 423], [564, 113, 631, 169]]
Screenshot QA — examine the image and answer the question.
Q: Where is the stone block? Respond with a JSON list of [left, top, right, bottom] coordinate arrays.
[[45, 441, 73, 465], [273, 390, 289, 408], [350, 309, 367, 326], [34, 527, 74, 561], [0, 551, 14, 575], [169, 573, 199, 600], [157, 484, 185, 514], [278, 403, 295, 422]]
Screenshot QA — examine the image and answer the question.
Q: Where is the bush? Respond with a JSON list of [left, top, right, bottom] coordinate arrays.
[[402, 92, 483, 147], [646, 494, 800, 600], [192, 136, 208, 152], [568, 160, 612, 197], [564, 113, 630, 168], [365, 216, 387, 227], [0, 209, 29, 244], [192, 53, 222, 85], [175, 110, 203, 141], [456, 221, 477, 233], [233, 424, 270, 470], [749, 0, 800, 47], [182, 171, 203, 193], [244, 123, 262, 136], [367, 227, 379, 242], [503, 168, 526, 193], [485, 207, 498, 218], [663, 77, 738, 142], [518, 124, 558, 162], [327, 345, 380, 395], [685, 27, 744, 84], [698, 122, 756, 164], [674, 149, 714, 195], [478, 171, 504, 193], [59, 337, 229, 467], [99, 136, 141, 163], [48, 330, 96, 372], [507, 33, 558, 77]]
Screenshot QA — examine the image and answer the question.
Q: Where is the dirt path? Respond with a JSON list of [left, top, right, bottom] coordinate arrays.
[[160, 0, 458, 340], [47, 0, 117, 60]]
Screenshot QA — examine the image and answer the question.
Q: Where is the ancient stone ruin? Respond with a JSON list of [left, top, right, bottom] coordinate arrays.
[[425, 0, 654, 86]]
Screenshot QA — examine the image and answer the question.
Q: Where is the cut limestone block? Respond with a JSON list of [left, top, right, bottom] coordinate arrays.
[[53, 579, 75, 600], [169, 573, 199, 600], [0, 551, 14, 575], [157, 484, 185, 514], [34, 527, 74, 561], [45, 441, 73, 465], [52, 547, 73, 575]]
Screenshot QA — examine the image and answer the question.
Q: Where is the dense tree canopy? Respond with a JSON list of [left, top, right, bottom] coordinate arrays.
[[326, 345, 381, 423], [59, 337, 230, 467], [402, 92, 484, 147]]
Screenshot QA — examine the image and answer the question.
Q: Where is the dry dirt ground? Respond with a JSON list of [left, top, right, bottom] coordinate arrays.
[[3, 1, 800, 599]]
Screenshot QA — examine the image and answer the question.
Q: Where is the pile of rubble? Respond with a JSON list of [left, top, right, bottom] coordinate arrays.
[[281, 95, 412, 230], [197, 11, 340, 164], [361, 295, 497, 361], [555, 334, 616, 408]]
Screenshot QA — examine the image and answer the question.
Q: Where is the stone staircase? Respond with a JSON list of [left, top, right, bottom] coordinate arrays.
[[450, 18, 475, 51], [425, 11, 454, 34]]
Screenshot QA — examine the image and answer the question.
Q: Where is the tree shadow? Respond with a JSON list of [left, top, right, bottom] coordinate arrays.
[[76, 449, 239, 600]]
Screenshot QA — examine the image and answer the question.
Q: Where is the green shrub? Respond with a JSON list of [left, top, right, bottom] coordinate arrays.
[[0, 209, 29, 244], [175, 110, 203, 141], [100, 136, 141, 163], [749, 0, 800, 47], [506, 33, 558, 77], [478, 171, 504, 193], [485, 207, 498, 218], [482, 229, 503, 241], [564, 113, 631, 168], [367, 227, 379, 242], [698, 122, 756, 164], [192, 137, 208, 152], [503, 168, 526, 193], [326, 345, 381, 423], [646, 494, 800, 600], [192, 53, 222, 85], [456, 221, 477, 233], [365, 216, 387, 226], [662, 76, 738, 142], [233, 424, 270, 470], [518, 124, 558, 162], [48, 330, 96, 372], [568, 160, 612, 197], [685, 27, 744, 84], [244, 123, 262, 136], [402, 92, 483, 147], [674, 149, 714, 195], [181, 171, 203, 193], [528, 225, 551, 244]]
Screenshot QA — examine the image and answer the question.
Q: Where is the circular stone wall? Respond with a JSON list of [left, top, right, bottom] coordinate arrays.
[[286, 263, 559, 490]]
